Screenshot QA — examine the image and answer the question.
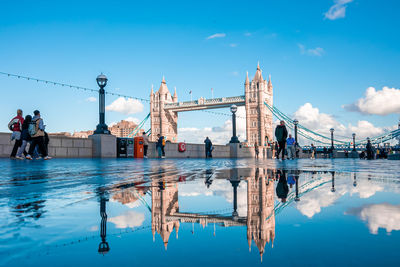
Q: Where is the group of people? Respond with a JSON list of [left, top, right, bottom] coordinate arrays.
[[8, 109, 51, 160], [274, 120, 297, 160]]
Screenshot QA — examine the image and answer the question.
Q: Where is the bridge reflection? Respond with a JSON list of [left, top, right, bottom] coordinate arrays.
[[141, 167, 276, 259]]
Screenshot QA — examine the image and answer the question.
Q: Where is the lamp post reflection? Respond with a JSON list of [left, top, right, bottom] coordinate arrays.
[[331, 171, 336, 192], [353, 173, 357, 187], [229, 168, 240, 219], [295, 173, 300, 202], [98, 190, 110, 255]]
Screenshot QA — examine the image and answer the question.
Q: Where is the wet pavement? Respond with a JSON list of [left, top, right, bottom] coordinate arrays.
[[1, 158, 400, 266]]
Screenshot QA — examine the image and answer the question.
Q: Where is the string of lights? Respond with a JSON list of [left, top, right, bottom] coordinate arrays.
[[0, 71, 243, 119], [0, 71, 150, 102]]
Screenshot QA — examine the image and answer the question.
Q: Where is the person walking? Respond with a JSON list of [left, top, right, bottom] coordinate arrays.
[[15, 115, 32, 159], [275, 121, 288, 160], [204, 137, 212, 158], [142, 132, 149, 158], [310, 144, 317, 159], [8, 109, 25, 159], [286, 134, 296, 160], [156, 134, 165, 158], [254, 142, 259, 159], [26, 110, 51, 160], [366, 139, 373, 160]]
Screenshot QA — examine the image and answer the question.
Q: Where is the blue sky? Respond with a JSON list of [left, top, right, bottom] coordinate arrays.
[[1, 0, 399, 143]]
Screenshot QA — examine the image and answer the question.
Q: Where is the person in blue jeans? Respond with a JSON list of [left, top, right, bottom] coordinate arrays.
[[286, 134, 296, 159]]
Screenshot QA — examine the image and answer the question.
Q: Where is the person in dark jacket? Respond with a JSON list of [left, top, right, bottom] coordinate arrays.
[[204, 137, 212, 158], [15, 115, 31, 159], [276, 170, 289, 203], [156, 134, 165, 158], [366, 139, 373, 160], [275, 120, 288, 160]]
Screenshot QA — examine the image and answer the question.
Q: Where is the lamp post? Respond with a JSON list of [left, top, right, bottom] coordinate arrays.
[[293, 119, 299, 158], [94, 73, 110, 134], [229, 104, 239, 143], [330, 128, 334, 150], [352, 133, 356, 151]]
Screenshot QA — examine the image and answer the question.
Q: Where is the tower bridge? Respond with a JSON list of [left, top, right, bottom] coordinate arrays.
[[150, 63, 274, 144]]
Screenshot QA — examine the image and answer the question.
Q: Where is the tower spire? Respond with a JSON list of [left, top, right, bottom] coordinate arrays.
[[245, 71, 249, 84]]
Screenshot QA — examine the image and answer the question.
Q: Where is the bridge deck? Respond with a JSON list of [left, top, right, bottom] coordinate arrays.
[[164, 95, 245, 112]]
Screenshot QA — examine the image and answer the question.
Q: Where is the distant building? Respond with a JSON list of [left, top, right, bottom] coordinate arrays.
[[49, 132, 72, 137], [52, 120, 143, 139], [108, 120, 144, 138], [72, 130, 94, 138]]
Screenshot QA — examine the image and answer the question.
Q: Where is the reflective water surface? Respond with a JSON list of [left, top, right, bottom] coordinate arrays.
[[1, 158, 400, 266]]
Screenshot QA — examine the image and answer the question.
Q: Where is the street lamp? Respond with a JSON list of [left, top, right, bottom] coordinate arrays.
[[330, 128, 334, 150], [94, 73, 110, 134], [293, 119, 299, 158], [293, 119, 299, 144], [352, 133, 356, 151], [229, 104, 239, 143]]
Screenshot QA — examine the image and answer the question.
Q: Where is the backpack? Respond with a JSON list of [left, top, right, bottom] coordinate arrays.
[[8, 118, 19, 131], [162, 138, 166, 146], [28, 120, 38, 136]]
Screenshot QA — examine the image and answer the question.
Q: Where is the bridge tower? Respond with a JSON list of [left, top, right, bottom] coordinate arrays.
[[150, 77, 178, 142], [151, 178, 180, 249], [247, 168, 275, 261], [245, 64, 273, 145]]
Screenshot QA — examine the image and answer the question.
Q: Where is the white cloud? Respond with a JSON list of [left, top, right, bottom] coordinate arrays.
[[296, 175, 384, 218], [343, 86, 400, 115], [324, 0, 353, 20], [86, 96, 97, 102], [178, 107, 246, 145], [229, 43, 237, 47], [298, 44, 324, 56], [347, 203, 400, 234], [293, 103, 394, 143], [294, 103, 346, 135], [296, 182, 347, 218], [244, 32, 252, 37], [206, 33, 226, 40], [109, 210, 145, 229], [106, 97, 144, 115]]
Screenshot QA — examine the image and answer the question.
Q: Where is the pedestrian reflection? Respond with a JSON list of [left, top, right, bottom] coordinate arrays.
[[276, 170, 289, 203]]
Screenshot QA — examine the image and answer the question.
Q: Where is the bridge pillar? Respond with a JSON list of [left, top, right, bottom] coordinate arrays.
[[244, 64, 273, 151]]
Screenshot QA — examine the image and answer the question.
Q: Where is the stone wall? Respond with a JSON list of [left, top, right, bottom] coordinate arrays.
[[0, 132, 92, 158], [145, 142, 231, 158]]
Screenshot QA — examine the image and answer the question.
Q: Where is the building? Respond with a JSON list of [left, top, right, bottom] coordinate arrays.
[[72, 130, 94, 138], [108, 120, 143, 138], [150, 77, 178, 142], [245, 63, 274, 145]]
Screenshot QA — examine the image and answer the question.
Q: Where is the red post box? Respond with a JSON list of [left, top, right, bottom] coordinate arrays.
[[134, 137, 144, 158]]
